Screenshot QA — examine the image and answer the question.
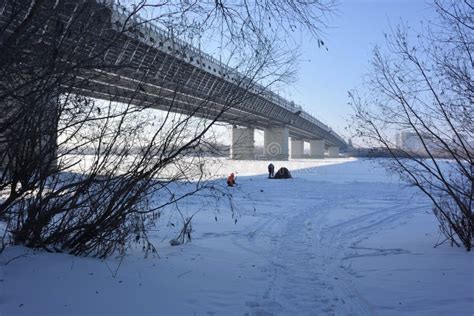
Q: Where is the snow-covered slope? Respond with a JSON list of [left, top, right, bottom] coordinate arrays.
[[1, 158, 472, 315]]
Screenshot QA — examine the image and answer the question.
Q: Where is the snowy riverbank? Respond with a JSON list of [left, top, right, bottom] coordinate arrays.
[[1, 158, 472, 315]]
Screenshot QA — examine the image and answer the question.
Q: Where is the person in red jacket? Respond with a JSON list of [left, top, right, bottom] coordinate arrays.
[[227, 173, 236, 187]]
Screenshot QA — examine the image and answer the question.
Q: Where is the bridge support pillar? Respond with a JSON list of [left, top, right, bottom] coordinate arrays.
[[290, 139, 304, 159], [1, 96, 58, 175], [328, 146, 340, 158], [309, 140, 325, 159], [264, 127, 289, 160], [230, 127, 255, 160]]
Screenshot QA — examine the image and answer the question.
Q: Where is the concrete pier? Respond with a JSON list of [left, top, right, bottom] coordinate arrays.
[[230, 127, 255, 160], [264, 127, 289, 160], [328, 146, 340, 158], [309, 140, 325, 159], [1, 97, 58, 174], [291, 139, 304, 159]]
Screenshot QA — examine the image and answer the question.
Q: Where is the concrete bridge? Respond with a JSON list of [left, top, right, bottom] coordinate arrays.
[[0, 0, 346, 161]]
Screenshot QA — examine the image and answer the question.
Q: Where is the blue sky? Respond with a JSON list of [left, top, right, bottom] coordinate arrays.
[[284, 0, 437, 138]]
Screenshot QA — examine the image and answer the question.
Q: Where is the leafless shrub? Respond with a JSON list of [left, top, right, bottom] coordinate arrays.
[[0, 0, 334, 257], [350, 0, 473, 251]]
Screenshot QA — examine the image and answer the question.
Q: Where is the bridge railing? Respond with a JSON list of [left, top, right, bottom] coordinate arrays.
[[99, 1, 343, 142]]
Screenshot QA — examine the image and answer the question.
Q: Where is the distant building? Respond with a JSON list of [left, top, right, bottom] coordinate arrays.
[[395, 131, 438, 155]]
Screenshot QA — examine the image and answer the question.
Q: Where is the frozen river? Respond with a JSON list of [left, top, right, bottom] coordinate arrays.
[[1, 158, 472, 315]]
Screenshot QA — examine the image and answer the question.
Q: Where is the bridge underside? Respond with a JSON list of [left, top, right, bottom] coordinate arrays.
[[74, 73, 343, 161], [72, 69, 336, 143], [0, 0, 345, 167]]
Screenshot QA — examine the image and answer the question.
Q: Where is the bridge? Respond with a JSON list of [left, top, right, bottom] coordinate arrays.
[[0, 0, 346, 161]]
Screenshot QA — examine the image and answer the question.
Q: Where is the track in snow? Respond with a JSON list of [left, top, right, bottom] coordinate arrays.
[[234, 168, 424, 315]]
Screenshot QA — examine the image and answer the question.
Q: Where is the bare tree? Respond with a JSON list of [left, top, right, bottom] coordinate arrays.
[[350, 0, 473, 251], [0, 0, 335, 256]]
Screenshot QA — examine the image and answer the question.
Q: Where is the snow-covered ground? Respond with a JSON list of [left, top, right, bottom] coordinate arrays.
[[1, 158, 473, 315]]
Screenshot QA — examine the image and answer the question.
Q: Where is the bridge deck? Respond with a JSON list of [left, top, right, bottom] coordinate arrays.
[[0, 0, 345, 147]]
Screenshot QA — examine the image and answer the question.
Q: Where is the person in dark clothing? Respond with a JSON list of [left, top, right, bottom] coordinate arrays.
[[268, 163, 275, 178], [227, 173, 236, 186]]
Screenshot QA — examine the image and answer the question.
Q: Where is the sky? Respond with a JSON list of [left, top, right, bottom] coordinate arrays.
[[284, 0, 438, 139]]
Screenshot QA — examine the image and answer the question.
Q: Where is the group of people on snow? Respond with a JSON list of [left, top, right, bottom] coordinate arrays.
[[227, 163, 291, 187]]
